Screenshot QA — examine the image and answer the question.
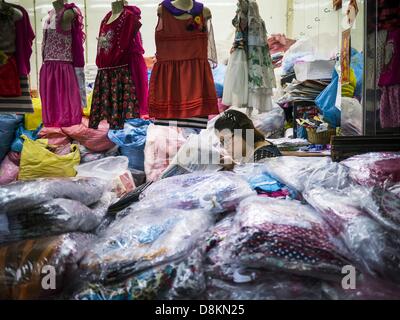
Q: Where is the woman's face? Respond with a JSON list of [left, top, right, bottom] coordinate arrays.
[[216, 129, 247, 161]]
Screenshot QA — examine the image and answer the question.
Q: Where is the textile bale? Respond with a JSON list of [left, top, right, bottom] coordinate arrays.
[[144, 124, 187, 182], [24, 97, 42, 130], [0, 114, 22, 162], [18, 136, 80, 181], [76, 156, 135, 197], [108, 119, 151, 171], [38, 127, 71, 146], [0, 154, 19, 186], [61, 117, 115, 153], [0, 233, 93, 300]]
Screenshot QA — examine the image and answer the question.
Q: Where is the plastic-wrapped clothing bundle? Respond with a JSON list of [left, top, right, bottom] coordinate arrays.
[[0, 154, 19, 186], [0, 115, 22, 162], [61, 118, 115, 153], [79, 208, 213, 284], [77, 143, 119, 164], [0, 233, 93, 300], [261, 156, 332, 193], [75, 157, 135, 197], [0, 192, 113, 244], [228, 196, 350, 281], [139, 172, 256, 216], [303, 163, 400, 283], [251, 105, 285, 139], [108, 119, 151, 171], [74, 263, 177, 300], [162, 129, 224, 179], [341, 152, 400, 187], [144, 124, 188, 182], [0, 177, 108, 213]]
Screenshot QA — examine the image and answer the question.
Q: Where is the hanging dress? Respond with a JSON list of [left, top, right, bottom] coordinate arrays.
[[89, 7, 141, 130], [0, 4, 34, 113], [40, 4, 85, 127], [149, 0, 218, 129], [126, 5, 149, 117]]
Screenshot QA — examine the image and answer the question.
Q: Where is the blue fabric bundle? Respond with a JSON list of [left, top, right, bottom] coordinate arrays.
[[0, 115, 22, 161], [11, 123, 42, 153], [108, 119, 151, 171]]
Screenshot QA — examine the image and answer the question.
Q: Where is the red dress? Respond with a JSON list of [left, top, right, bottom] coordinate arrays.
[[148, 6, 218, 120]]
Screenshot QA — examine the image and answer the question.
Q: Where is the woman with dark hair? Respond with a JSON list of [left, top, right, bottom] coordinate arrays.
[[214, 109, 281, 165]]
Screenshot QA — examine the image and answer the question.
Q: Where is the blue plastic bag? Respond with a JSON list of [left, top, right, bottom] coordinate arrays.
[[0, 115, 22, 162], [11, 123, 42, 153], [108, 119, 151, 171], [315, 69, 341, 128], [351, 48, 363, 99]]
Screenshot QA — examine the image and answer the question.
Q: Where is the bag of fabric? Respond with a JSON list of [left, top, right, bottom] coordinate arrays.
[[75, 156, 135, 197], [18, 136, 80, 181], [144, 124, 187, 182], [252, 105, 285, 138], [108, 119, 151, 171], [0, 177, 108, 213], [139, 172, 255, 217], [227, 196, 350, 281], [11, 122, 42, 153], [80, 208, 212, 284], [0, 114, 22, 162], [62, 117, 115, 153], [341, 152, 400, 187], [24, 97, 42, 130], [0, 192, 113, 245], [0, 233, 93, 300], [0, 154, 19, 186], [38, 127, 71, 146]]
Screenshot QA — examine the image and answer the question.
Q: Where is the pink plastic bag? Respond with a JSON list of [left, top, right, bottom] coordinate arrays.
[[61, 117, 115, 153], [0, 154, 19, 185], [144, 124, 187, 182], [7, 151, 21, 166], [38, 127, 71, 146]]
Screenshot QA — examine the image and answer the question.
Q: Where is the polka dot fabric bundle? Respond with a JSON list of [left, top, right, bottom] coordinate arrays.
[[228, 196, 349, 281]]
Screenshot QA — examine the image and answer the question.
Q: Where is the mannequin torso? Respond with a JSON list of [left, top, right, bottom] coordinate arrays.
[[158, 0, 212, 20], [52, 0, 75, 31], [107, 0, 125, 24]]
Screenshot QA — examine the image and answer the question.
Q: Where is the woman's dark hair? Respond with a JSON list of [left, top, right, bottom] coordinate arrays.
[[214, 110, 265, 143]]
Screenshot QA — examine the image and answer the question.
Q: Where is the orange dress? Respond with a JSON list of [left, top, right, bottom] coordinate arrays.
[[149, 7, 218, 120]]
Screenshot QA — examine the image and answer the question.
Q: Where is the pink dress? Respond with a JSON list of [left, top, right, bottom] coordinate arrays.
[[40, 4, 84, 128]]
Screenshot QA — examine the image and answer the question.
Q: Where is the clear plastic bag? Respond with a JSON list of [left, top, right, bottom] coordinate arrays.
[[76, 156, 135, 197], [252, 104, 285, 138], [80, 208, 213, 284], [0, 233, 93, 300], [304, 163, 400, 283], [162, 129, 224, 179], [0, 177, 108, 213], [0, 192, 113, 244], [341, 152, 400, 187], [227, 196, 350, 281], [139, 172, 256, 216], [261, 156, 332, 193]]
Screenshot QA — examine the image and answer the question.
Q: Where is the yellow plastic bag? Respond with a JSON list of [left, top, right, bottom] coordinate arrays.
[[24, 98, 43, 130], [83, 92, 92, 117], [18, 135, 80, 181]]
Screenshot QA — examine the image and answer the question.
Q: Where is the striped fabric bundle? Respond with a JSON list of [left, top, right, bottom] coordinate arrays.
[[0, 76, 33, 114]]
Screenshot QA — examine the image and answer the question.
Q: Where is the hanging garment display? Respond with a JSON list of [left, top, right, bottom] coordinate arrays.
[[223, 0, 276, 114], [148, 0, 218, 129], [126, 5, 149, 117], [40, 3, 85, 127], [89, 6, 141, 130], [0, 3, 34, 113]]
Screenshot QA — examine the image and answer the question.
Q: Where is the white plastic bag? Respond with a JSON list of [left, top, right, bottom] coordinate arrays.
[[76, 156, 135, 197]]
